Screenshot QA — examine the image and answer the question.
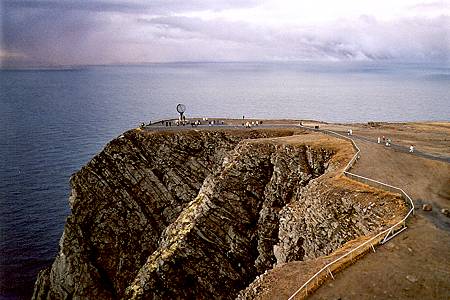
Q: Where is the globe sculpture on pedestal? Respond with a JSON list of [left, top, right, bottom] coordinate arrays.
[[177, 104, 186, 123]]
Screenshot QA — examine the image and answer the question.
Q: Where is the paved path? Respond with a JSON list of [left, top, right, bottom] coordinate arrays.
[[330, 130, 450, 164], [309, 130, 450, 300], [303, 125, 450, 229], [143, 123, 293, 132], [145, 124, 450, 164], [143, 123, 450, 299]]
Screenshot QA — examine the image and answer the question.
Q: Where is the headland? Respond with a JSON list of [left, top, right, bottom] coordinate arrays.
[[32, 120, 450, 299]]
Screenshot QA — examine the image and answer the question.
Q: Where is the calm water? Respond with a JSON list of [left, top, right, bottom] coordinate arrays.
[[0, 62, 449, 298]]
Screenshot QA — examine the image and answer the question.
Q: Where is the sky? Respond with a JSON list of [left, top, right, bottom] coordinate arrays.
[[1, 0, 449, 67]]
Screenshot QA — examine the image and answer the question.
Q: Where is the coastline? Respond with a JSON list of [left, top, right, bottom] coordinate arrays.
[[30, 120, 450, 299]]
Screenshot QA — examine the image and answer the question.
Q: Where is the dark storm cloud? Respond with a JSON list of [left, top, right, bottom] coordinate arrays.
[[3, 0, 260, 14], [3, 0, 146, 13], [1, 0, 449, 66], [1, 0, 261, 66], [2, 3, 109, 66]]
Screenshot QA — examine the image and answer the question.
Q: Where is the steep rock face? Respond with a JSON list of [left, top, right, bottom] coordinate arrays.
[[33, 128, 404, 300], [237, 179, 406, 300], [32, 129, 298, 299], [273, 179, 402, 264], [125, 141, 333, 299]]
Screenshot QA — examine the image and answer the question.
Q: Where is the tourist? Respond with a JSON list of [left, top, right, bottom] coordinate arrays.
[[377, 137, 381, 144], [409, 145, 414, 153], [386, 138, 391, 147]]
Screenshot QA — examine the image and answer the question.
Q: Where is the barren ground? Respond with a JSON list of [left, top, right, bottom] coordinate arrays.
[[148, 120, 449, 299], [297, 122, 450, 300], [232, 121, 450, 300]]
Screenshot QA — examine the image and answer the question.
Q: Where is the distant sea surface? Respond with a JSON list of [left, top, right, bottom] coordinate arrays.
[[1, 62, 449, 298]]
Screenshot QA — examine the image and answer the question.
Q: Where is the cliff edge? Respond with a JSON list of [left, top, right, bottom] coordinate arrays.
[[33, 128, 405, 299]]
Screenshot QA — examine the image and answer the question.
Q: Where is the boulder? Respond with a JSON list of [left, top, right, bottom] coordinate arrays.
[[422, 204, 432, 211], [440, 208, 450, 217], [406, 274, 418, 283]]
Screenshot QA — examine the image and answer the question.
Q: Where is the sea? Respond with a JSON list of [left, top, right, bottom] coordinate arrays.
[[0, 62, 449, 299]]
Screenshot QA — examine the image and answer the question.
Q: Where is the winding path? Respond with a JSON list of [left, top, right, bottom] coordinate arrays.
[[144, 121, 450, 299], [308, 129, 450, 299], [330, 130, 450, 164]]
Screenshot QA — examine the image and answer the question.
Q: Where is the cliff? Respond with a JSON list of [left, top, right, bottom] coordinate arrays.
[[33, 128, 405, 299]]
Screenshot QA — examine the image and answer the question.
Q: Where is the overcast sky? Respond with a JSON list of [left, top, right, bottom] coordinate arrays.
[[1, 0, 449, 66]]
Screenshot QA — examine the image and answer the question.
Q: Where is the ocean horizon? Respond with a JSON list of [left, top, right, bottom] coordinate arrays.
[[1, 61, 449, 298]]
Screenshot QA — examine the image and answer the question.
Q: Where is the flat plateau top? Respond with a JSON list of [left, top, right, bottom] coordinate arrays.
[[214, 120, 449, 300], [144, 119, 450, 161], [143, 119, 449, 299]]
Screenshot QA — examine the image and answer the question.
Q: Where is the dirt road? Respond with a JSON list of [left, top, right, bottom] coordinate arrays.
[[146, 120, 450, 299], [309, 126, 450, 300]]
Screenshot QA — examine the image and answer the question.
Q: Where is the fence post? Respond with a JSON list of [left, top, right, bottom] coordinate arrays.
[[289, 125, 415, 300], [328, 268, 334, 280]]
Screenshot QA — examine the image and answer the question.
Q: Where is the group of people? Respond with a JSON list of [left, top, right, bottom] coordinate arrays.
[[243, 120, 262, 128], [377, 135, 415, 153], [191, 119, 225, 127], [377, 136, 392, 146]]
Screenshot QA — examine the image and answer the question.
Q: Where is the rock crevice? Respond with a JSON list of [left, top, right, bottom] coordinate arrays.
[[33, 129, 403, 300]]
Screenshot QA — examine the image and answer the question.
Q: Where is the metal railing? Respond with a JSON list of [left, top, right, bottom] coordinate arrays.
[[287, 126, 415, 300]]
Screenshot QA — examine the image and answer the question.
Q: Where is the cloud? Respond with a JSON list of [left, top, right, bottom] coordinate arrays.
[[138, 16, 267, 45], [3, 0, 260, 14], [410, 1, 450, 10], [3, 0, 146, 13], [1, 0, 449, 67], [2, 4, 110, 66], [298, 15, 450, 61], [137, 14, 450, 61]]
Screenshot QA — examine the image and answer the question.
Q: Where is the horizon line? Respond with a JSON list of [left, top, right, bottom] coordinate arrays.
[[2, 59, 449, 70]]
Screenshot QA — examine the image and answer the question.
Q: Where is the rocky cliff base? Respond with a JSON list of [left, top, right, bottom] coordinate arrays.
[[33, 128, 405, 299]]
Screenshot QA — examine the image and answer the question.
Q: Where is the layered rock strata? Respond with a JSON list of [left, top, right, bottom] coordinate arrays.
[[33, 128, 404, 300], [33, 129, 296, 299]]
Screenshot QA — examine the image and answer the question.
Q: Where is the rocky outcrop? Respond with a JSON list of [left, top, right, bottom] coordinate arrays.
[[33, 128, 404, 300], [124, 140, 333, 299], [273, 179, 403, 264], [32, 129, 298, 299]]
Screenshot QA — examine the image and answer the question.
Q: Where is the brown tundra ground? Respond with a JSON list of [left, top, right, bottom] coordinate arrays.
[[214, 120, 450, 300]]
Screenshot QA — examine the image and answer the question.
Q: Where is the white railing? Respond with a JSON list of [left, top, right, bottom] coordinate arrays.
[[287, 126, 415, 300]]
